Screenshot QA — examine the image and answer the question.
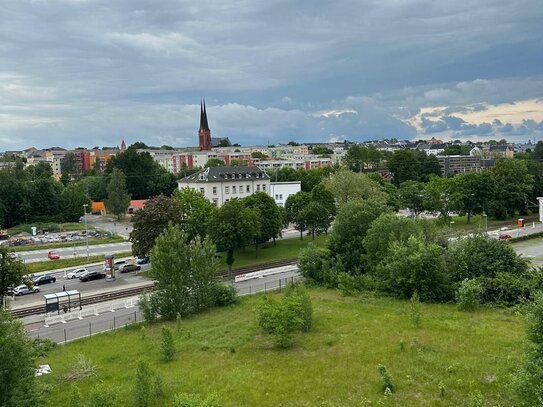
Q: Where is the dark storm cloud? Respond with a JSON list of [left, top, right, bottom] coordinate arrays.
[[1, 0, 542, 148]]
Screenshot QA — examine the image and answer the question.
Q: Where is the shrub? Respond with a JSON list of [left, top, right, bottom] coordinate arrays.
[[456, 279, 482, 311], [257, 284, 313, 348], [298, 244, 332, 284], [134, 360, 152, 407], [212, 283, 238, 307], [85, 385, 117, 407], [378, 364, 395, 393], [479, 272, 532, 306], [31, 337, 57, 357], [154, 374, 165, 400], [410, 291, 422, 328], [162, 327, 175, 362], [337, 272, 357, 296], [139, 293, 158, 323]]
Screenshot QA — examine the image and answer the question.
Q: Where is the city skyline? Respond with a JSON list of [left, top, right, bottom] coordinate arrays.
[[2, 0, 542, 150]]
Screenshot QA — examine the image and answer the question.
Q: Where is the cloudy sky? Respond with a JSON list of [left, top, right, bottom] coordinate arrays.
[[1, 0, 543, 150]]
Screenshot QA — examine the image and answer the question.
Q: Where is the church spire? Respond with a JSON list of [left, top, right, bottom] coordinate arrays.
[[200, 99, 210, 131], [198, 98, 212, 150]]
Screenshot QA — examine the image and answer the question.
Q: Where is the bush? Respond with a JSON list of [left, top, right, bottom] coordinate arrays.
[[479, 272, 532, 306], [378, 364, 395, 393], [139, 293, 159, 323], [298, 244, 332, 284], [134, 360, 152, 407], [212, 283, 238, 307], [31, 337, 57, 357], [257, 284, 313, 348], [162, 327, 175, 362], [456, 279, 482, 310], [85, 385, 117, 407]]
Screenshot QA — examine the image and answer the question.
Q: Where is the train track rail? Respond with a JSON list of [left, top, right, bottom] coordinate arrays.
[[11, 258, 299, 318]]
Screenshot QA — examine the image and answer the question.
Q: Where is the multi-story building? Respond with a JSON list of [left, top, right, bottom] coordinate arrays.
[[437, 155, 482, 176], [44, 149, 67, 177], [177, 166, 271, 207], [270, 181, 301, 207]]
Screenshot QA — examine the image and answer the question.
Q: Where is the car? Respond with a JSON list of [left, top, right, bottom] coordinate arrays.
[[79, 270, 106, 282], [499, 226, 511, 231], [47, 251, 60, 260], [33, 274, 57, 285], [12, 284, 40, 296], [66, 268, 87, 279], [113, 260, 127, 270], [499, 234, 512, 241], [136, 256, 150, 265], [118, 263, 141, 273]]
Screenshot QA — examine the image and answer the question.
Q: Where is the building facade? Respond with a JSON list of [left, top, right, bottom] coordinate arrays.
[[177, 166, 271, 207], [270, 181, 301, 207]]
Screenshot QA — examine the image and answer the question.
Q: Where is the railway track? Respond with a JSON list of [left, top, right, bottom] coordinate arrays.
[[11, 258, 299, 318]]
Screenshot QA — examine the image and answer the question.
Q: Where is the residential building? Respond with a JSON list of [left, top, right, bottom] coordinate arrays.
[[177, 166, 271, 207], [437, 155, 482, 176], [270, 181, 301, 207]]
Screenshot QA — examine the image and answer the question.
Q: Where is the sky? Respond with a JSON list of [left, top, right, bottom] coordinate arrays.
[[1, 0, 543, 150]]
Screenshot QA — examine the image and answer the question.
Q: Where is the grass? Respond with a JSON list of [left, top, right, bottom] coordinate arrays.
[[10, 235, 126, 252], [26, 251, 134, 273], [38, 287, 524, 406], [215, 234, 328, 271]]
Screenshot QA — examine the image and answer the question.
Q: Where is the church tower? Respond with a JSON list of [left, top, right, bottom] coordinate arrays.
[[198, 99, 212, 151]]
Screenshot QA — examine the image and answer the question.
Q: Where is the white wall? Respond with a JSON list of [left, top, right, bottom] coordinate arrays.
[[270, 181, 301, 207]]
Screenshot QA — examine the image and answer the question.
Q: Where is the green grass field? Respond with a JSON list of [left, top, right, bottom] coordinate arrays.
[[7, 222, 89, 235], [27, 251, 134, 273], [215, 234, 327, 271], [39, 288, 524, 406]]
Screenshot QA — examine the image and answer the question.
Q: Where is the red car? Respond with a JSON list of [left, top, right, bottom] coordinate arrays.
[[499, 234, 512, 241], [48, 250, 60, 260]]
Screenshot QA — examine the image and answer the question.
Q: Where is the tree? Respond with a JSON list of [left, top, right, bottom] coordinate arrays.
[[310, 183, 336, 219], [148, 225, 225, 319], [388, 149, 441, 185], [134, 360, 152, 407], [105, 168, 131, 220], [344, 145, 382, 172], [287, 141, 299, 146], [251, 151, 269, 159], [243, 192, 282, 250], [60, 184, 91, 222], [423, 176, 460, 219], [61, 152, 81, 181], [210, 199, 260, 275], [323, 169, 388, 208], [174, 188, 216, 242], [297, 244, 332, 285], [0, 309, 42, 406], [26, 162, 52, 180], [454, 171, 496, 223], [77, 175, 108, 201], [230, 159, 247, 166], [534, 141, 543, 160], [362, 213, 439, 273], [204, 158, 225, 168], [27, 177, 63, 220], [299, 202, 330, 240], [376, 235, 450, 301], [398, 180, 425, 216], [311, 146, 333, 155], [284, 191, 312, 240], [130, 195, 182, 257], [327, 200, 388, 274], [128, 141, 149, 150], [0, 246, 28, 308], [489, 159, 533, 219]]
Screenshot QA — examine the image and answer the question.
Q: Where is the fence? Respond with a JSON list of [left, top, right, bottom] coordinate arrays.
[[28, 274, 302, 344]]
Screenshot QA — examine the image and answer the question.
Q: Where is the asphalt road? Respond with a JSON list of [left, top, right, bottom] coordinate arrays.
[[10, 262, 150, 307], [16, 242, 133, 264]]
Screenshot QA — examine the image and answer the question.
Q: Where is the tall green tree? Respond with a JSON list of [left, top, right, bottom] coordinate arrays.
[[0, 247, 28, 308], [455, 171, 496, 223], [398, 180, 426, 216], [344, 145, 382, 172], [243, 192, 282, 250], [149, 225, 224, 319], [60, 184, 91, 222], [533, 141, 543, 160], [489, 159, 533, 219], [105, 168, 131, 220], [327, 200, 388, 274], [323, 169, 388, 208], [423, 176, 460, 219], [205, 158, 225, 168], [310, 183, 337, 219], [0, 309, 42, 406], [61, 152, 81, 182], [284, 191, 312, 240], [300, 202, 330, 240], [27, 178, 63, 220], [130, 195, 182, 257], [210, 199, 260, 275], [174, 188, 216, 241]]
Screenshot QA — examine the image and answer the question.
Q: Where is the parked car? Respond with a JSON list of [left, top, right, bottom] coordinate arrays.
[[47, 251, 60, 260], [113, 260, 127, 270], [66, 268, 87, 279], [79, 271, 106, 282], [499, 234, 512, 241], [33, 274, 57, 285], [118, 263, 141, 273], [136, 256, 150, 265], [12, 284, 40, 296]]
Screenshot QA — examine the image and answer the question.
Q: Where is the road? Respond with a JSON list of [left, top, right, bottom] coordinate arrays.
[[10, 262, 150, 308], [16, 242, 133, 264]]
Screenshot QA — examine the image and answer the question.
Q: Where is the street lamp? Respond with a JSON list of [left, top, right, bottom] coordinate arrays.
[[449, 221, 455, 240], [83, 204, 89, 260], [482, 213, 488, 233]]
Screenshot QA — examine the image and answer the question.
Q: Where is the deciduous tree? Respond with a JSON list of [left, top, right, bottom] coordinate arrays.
[[105, 168, 131, 220], [0, 246, 28, 308], [323, 169, 388, 208], [243, 192, 282, 250], [174, 188, 216, 241]]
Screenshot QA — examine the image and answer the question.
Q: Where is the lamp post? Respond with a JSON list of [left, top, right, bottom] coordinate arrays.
[[449, 220, 455, 240], [83, 204, 89, 260], [483, 213, 488, 233]]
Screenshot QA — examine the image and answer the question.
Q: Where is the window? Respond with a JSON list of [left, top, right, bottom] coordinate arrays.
[[239, 185, 243, 193], [212, 198, 218, 206], [262, 184, 266, 191], [246, 185, 250, 193], [279, 194, 283, 200], [212, 187, 217, 195], [232, 186, 237, 194], [256, 184, 261, 191], [199, 187, 204, 194], [225, 186, 230, 194], [275, 194, 279, 199]]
